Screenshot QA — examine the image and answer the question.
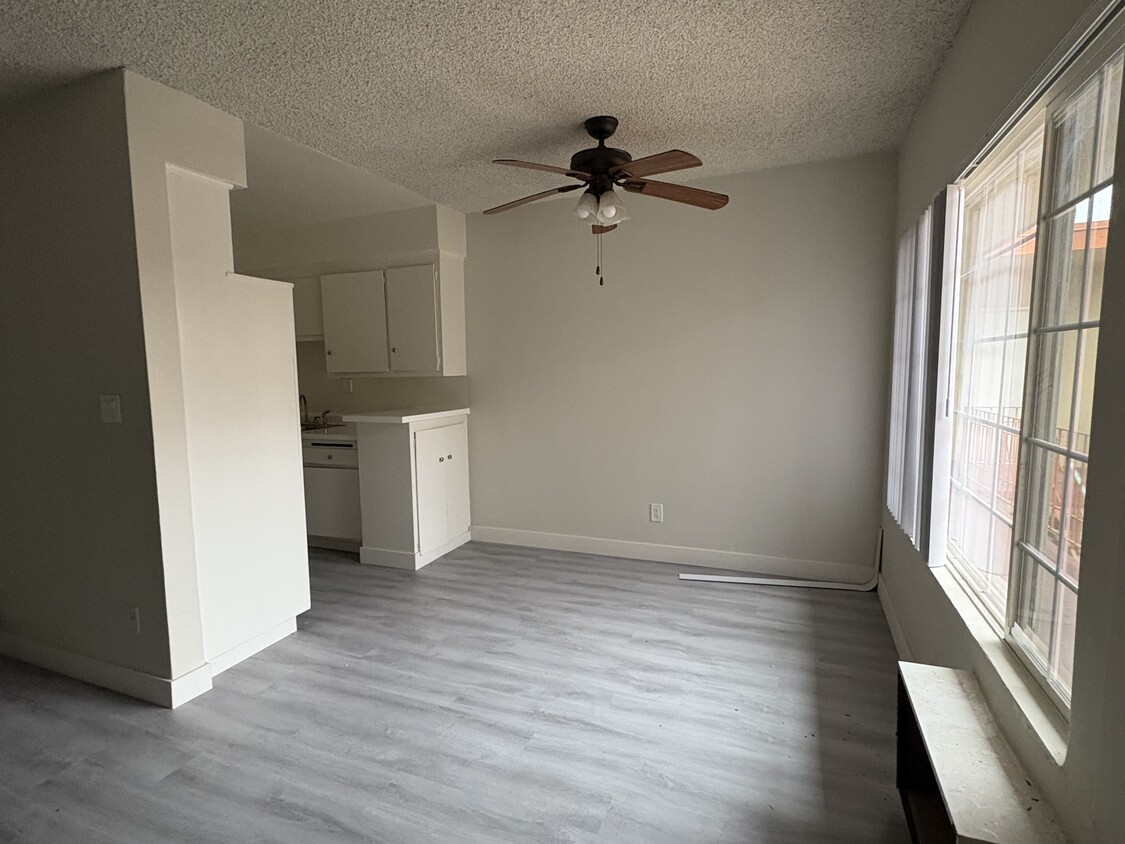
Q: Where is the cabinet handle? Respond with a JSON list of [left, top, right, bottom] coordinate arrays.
[[327, 454, 333, 460], [439, 457, 444, 462], [391, 347, 397, 353], [326, 349, 333, 355], [448, 454, 453, 460]]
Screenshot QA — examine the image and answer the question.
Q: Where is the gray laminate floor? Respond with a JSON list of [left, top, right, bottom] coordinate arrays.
[[0, 543, 909, 843]]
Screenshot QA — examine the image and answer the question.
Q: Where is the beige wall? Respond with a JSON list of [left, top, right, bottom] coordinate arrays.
[[123, 71, 249, 679], [464, 153, 896, 580], [293, 341, 469, 416], [0, 70, 310, 706], [166, 169, 310, 665], [882, 2, 1125, 842], [897, 0, 1100, 229], [0, 73, 174, 678], [125, 70, 310, 684]]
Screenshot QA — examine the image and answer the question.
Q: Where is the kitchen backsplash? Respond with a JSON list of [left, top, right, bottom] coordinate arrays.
[[296, 341, 469, 414]]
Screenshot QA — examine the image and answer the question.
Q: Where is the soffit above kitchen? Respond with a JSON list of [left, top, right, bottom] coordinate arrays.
[[0, 0, 973, 213]]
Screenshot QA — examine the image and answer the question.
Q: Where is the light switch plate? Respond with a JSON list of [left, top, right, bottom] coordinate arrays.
[[100, 394, 122, 423]]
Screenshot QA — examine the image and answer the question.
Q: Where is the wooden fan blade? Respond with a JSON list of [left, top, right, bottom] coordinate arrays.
[[591, 224, 618, 234], [620, 178, 728, 210], [494, 159, 591, 179], [610, 149, 701, 178], [483, 184, 583, 215]]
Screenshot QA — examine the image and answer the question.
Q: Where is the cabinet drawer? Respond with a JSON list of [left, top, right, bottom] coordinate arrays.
[[302, 442, 358, 468]]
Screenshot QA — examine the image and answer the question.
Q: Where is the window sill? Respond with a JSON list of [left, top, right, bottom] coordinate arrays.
[[930, 564, 1070, 766]]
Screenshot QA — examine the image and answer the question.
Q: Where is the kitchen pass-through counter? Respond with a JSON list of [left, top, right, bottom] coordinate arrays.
[[342, 408, 470, 570], [342, 408, 469, 425]]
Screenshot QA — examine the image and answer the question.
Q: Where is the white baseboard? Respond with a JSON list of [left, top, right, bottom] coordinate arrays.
[[361, 530, 472, 571], [206, 617, 297, 677], [360, 545, 417, 569], [0, 631, 212, 708], [471, 526, 875, 584], [877, 574, 913, 660], [308, 536, 361, 553], [169, 664, 215, 708], [1, 616, 300, 708]]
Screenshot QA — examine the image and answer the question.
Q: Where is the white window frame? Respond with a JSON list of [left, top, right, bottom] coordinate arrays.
[[932, 117, 1045, 628], [1007, 41, 1124, 713], [929, 17, 1125, 718]]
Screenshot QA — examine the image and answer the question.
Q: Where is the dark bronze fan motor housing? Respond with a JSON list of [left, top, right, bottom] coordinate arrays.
[[485, 115, 729, 231], [570, 117, 631, 196]]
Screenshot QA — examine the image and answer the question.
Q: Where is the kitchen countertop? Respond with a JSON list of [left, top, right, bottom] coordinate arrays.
[[300, 422, 358, 443], [342, 408, 470, 425]]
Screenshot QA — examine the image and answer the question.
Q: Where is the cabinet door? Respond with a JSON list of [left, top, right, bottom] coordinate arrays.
[[321, 270, 388, 373], [386, 265, 439, 373], [414, 422, 470, 553], [291, 276, 324, 340], [444, 421, 470, 539]]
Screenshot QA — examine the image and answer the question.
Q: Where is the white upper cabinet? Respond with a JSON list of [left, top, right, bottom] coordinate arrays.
[[320, 270, 389, 373], [290, 276, 324, 341], [386, 265, 439, 373], [318, 261, 465, 377], [237, 205, 467, 375]]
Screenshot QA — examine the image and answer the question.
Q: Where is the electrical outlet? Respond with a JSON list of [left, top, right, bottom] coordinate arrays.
[[342, 379, 353, 393], [129, 606, 141, 634], [650, 503, 664, 523]]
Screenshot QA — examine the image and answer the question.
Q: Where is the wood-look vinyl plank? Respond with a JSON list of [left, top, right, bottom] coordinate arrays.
[[0, 542, 908, 842]]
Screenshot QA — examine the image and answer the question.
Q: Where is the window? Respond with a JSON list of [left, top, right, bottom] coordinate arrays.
[[934, 42, 1124, 711], [944, 124, 1043, 621], [1010, 54, 1121, 702], [887, 210, 934, 549]]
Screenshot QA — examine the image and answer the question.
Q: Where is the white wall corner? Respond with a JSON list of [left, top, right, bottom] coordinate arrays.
[[0, 632, 212, 709], [435, 204, 468, 256]]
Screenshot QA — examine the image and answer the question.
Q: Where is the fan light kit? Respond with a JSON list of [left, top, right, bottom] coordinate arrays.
[[485, 116, 728, 284]]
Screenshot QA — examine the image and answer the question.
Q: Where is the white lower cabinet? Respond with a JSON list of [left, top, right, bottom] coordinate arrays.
[[345, 409, 471, 570], [414, 421, 470, 554]]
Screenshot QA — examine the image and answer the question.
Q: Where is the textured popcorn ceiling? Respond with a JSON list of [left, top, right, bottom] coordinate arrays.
[[0, 1, 972, 213]]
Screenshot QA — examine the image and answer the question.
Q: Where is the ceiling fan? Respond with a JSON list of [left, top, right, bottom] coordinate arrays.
[[484, 116, 729, 234]]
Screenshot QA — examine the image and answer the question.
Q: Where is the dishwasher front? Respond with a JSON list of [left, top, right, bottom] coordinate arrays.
[[302, 440, 362, 543]]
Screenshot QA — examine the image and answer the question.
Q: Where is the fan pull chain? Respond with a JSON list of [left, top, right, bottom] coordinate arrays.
[[596, 231, 604, 285]]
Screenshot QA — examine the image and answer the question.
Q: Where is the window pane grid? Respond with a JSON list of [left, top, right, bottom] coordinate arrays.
[[1043, 174, 1115, 219], [1018, 543, 1083, 593], [1008, 50, 1123, 705], [945, 128, 1043, 621], [1025, 434, 1087, 457], [1032, 319, 1099, 333], [1017, 537, 1060, 573]]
